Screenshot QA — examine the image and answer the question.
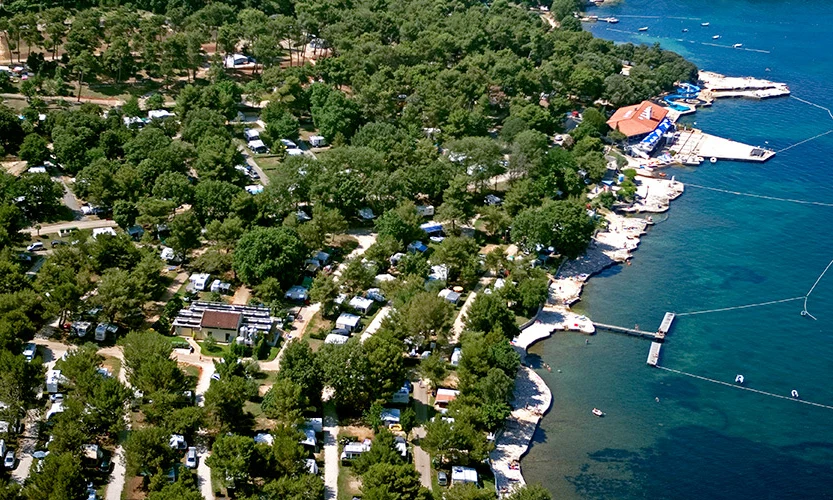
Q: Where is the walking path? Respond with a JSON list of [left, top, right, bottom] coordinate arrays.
[[22, 218, 117, 236], [490, 367, 552, 498], [450, 291, 477, 345], [322, 406, 339, 500], [411, 381, 433, 490], [10, 409, 38, 484]]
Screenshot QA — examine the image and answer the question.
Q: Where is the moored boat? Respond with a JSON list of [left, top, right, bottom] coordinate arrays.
[[791, 389, 799, 398], [735, 374, 744, 384], [592, 408, 605, 417], [713, 35, 721, 39], [638, 26, 648, 32], [733, 43, 743, 48], [701, 22, 710, 26]]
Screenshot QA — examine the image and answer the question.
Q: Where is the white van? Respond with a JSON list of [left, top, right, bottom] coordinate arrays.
[[22, 343, 36, 362]]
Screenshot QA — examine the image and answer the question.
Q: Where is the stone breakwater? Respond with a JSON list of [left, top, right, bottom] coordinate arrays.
[[494, 177, 685, 496]]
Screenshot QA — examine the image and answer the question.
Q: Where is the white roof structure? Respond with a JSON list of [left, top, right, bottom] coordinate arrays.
[[248, 139, 266, 148], [286, 148, 304, 156], [438, 288, 461, 303], [225, 53, 249, 67], [245, 184, 264, 195], [27, 166, 47, 174], [380, 408, 401, 424], [92, 227, 117, 239], [254, 433, 274, 446], [336, 313, 361, 329], [284, 285, 308, 301], [148, 109, 175, 120], [451, 466, 478, 484], [324, 334, 349, 345], [451, 347, 462, 366], [280, 139, 297, 148], [349, 296, 374, 313], [375, 273, 396, 283], [300, 428, 316, 447], [429, 265, 448, 281], [189, 273, 211, 291], [243, 128, 260, 140], [309, 135, 326, 147]]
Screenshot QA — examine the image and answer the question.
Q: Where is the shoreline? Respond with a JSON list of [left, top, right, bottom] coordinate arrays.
[[492, 176, 685, 497]]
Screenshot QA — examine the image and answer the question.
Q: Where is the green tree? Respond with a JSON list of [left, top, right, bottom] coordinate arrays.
[[374, 201, 422, 244], [124, 427, 178, 477], [276, 340, 322, 407], [21, 452, 86, 500], [396, 292, 455, 345], [153, 172, 194, 206], [443, 483, 495, 500], [207, 433, 254, 486], [505, 484, 553, 500], [113, 200, 139, 230], [361, 463, 431, 500], [122, 330, 188, 395], [464, 292, 519, 339], [353, 428, 403, 474], [233, 227, 306, 286], [167, 210, 202, 257], [261, 378, 309, 422], [309, 273, 339, 318], [194, 180, 242, 222], [204, 216, 244, 251], [18, 134, 50, 166], [418, 353, 448, 391]]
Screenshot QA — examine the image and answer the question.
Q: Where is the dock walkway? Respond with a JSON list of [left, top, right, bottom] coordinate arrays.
[[593, 312, 676, 342], [672, 129, 774, 163]]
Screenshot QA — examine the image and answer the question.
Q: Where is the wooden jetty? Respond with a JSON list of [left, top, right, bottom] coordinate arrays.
[[647, 342, 662, 366], [592, 322, 662, 340], [593, 312, 676, 342]]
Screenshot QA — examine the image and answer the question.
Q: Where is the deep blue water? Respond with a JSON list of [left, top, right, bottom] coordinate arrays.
[[522, 1, 833, 498]]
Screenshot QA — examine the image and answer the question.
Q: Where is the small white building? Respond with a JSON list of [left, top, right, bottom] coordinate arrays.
[[286, 147, 304, 156], [245, 184, 264, 195], [225, 53, 250, 67], [416, 205, 435, 217], [349, 296, 374, 315], [210, 279, 232, 294], [92, 227, 117, 239], [451, 466, 478, 485], [280, 138, 297, 149], [160, 246, 176, 262], [71, 321, 92, 337], [243, 128, 260, 141], [147, 110, 175, 120], [46, 369, 62, 393], [248, 139, 268, 154], [336, 313, 362, 332], [309, 135, 326, 147], [438, 289, 461, 305], [284, 285, 309, 302], [340, 440, 371, 461], [324, 334, 349, 345], [380, 408, 401, 426], [450, 348, 462, 367], [189, 273, 211, 292]]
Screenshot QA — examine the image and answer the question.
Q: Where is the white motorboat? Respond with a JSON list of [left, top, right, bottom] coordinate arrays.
[[682, 28, 689, 32], [592, 408, 605, 417], [733, 43, 743, 48], [713, 35, 721, 39], [701, 22, 710, 27], [638, 27, 649, 32], [735, 374, 744, 384], [791, 389, 799, 398]]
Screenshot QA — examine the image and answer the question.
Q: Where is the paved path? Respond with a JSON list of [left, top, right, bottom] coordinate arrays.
[[322, 407, 339, 500], [197, 449, 214, 500], [22, 218, 117, 236], [411, 380, 433, 490], [10, 409, 38, 484], [450, 291, 477, 345], [105, 446, 126, 500]]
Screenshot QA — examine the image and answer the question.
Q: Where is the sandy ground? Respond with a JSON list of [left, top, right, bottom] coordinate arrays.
[[323, 406, 339, 500], [1, 161, 28, 176], [450, 291, 477, 345]]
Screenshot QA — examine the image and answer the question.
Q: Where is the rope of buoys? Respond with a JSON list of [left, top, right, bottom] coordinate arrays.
[[791, 95, 833, 120], [776, 129, 833, 153], [802, 257, 833, 320], [685, 183, 833, 207], [676, 296, 805, 316], [655, 366, 833, 411]]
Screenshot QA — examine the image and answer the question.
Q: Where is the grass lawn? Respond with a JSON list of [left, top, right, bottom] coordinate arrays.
[[181, 364, 201, 380], [264, 346, 280, 362], [198, 341, 231, 358], [337, 464, 362, 500], [305, 311, 333, 338], [164, 335, 191, 349], [253, 155, 282, 172]]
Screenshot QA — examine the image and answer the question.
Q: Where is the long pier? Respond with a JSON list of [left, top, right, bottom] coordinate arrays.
[[593, 312, 676, 342]]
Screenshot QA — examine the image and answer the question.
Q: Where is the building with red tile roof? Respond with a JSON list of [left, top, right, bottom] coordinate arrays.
[[606, 101, 669, 138]]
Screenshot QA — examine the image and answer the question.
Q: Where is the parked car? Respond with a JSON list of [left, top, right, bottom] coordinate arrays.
[[50, 240, 66, 248], [185, 447, 197, 468], [99, 451, 111, 472], [26, 242, 44, 251], [4, 450, 15, 469], [437, 470, 448, 486]]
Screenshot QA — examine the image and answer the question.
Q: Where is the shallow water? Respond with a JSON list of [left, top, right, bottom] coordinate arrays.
[[522, 1, 833, 498]]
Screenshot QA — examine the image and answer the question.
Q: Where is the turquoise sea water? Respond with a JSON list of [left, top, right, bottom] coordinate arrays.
[[522, 1, 833, 498]]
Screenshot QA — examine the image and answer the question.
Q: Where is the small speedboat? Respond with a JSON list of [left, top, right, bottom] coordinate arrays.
[[682, 28, 689, 33], [710, 157, 717, 163], [638, 27, 649, 32], [735, 374, 744, 384], [733, 43, 743, 48], [592, 408, 605, 417], [713, 35, 721, 39], [608, 18, 619, 24], [791, 389, 799, 399], [701, 22, 710, 27]]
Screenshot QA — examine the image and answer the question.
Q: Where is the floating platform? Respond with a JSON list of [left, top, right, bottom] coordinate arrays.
[[658, 312, 675, 337], [698, 71, 790, 97], [647, 342, 662, 366], [671, 129, 775, 163]]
